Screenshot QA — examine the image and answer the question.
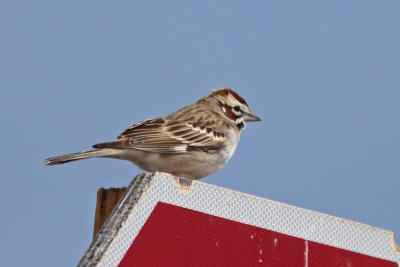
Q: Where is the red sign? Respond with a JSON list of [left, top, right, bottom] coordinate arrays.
[[119, 202, 397, 267]]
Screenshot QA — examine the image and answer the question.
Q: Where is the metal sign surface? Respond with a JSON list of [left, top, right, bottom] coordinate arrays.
[[79, 173, 400, 266]]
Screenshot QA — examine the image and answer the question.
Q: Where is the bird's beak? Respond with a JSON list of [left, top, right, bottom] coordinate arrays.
[[243, 110, 261, 122]]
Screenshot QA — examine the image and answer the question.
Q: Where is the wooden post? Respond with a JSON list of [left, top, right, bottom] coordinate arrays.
[[93, 187, 126, 239]]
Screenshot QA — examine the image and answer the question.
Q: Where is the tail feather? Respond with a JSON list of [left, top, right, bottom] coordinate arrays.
[[44, 149, 113, 166]]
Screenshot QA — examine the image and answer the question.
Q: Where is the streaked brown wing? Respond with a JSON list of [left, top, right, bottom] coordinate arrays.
[[93, 117, 226, 154]]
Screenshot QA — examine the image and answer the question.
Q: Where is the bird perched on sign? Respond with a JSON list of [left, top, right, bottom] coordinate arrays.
[[45, 88, 260, 179]]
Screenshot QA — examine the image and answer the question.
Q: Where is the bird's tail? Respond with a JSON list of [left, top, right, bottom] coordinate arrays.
[[44, 149, 115, 166]]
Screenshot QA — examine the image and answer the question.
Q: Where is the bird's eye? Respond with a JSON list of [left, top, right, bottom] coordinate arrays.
[[233, 106, 241, 112]]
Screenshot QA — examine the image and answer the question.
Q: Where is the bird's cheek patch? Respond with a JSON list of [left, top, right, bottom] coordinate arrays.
[[223, 105, 237, 120]]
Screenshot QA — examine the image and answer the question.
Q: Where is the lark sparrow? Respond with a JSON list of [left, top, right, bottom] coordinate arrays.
[[45, 88, 260, 179]]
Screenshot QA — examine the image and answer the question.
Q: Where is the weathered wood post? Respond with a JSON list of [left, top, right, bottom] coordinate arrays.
[[93, 187, 126, 239]]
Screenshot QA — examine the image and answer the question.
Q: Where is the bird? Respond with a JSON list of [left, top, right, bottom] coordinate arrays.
[[45, 88, 260, 179]]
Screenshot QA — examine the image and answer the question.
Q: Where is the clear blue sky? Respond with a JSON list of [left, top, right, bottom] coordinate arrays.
[[1, 1, 399, 266]]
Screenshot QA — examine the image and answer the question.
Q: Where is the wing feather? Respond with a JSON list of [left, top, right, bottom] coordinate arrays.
[[93, 117, 226, 154]]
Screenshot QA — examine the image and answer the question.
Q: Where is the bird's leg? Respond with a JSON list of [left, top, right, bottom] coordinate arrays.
[[154, 171, 164, 177]]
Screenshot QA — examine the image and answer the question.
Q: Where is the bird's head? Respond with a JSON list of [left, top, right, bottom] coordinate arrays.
[[208, 88, 261, 130]]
